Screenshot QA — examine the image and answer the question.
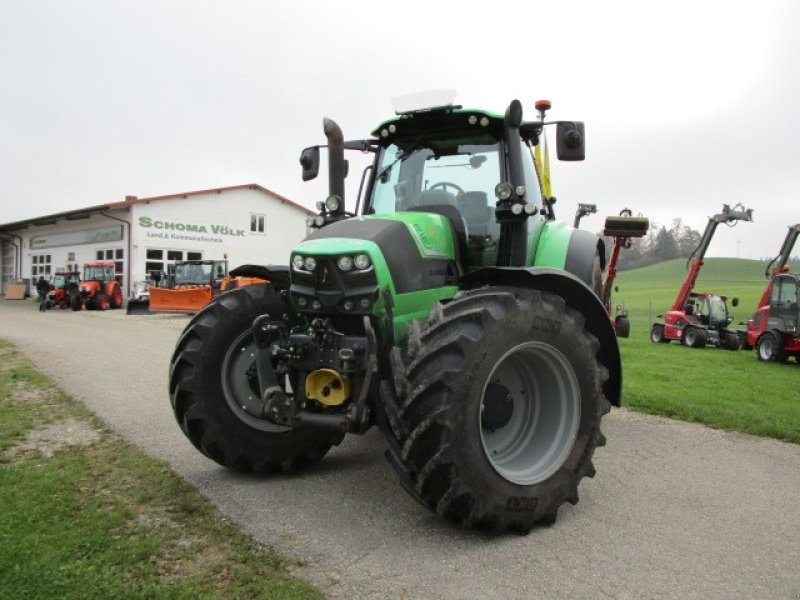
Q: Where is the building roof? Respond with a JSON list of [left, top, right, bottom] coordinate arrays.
[[0, 183, 313, 233]]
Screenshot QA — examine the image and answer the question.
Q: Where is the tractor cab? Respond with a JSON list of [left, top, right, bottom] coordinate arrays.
[[83, 262, 116, 283], [172, 260, 228, 287], [687, 292, 735, 329], [368, 121, 518, 270], [53, 271, 80, 290], [768, 274, 799, 335]]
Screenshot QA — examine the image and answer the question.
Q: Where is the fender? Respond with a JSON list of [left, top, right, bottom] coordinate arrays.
[[461, 267, 621, 406], [230, 264, 290, 287], [534, 222, 606, 288]]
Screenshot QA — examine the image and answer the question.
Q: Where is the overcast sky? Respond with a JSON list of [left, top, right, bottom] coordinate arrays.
[[2, 0, 798, 259]]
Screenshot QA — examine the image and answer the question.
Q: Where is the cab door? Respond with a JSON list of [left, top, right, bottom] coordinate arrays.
[[771, 275, 799, 334]]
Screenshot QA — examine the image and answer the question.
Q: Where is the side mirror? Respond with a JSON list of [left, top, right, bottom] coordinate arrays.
[[300, 146, 320, 182], [556, 121, 585, 161], [731, 297, 739, 307]]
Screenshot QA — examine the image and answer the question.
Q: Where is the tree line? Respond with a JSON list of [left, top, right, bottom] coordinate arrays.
[[603, 218, 799, 271]]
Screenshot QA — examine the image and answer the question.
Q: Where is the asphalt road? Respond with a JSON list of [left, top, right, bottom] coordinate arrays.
[[2, 299, 799, 599]]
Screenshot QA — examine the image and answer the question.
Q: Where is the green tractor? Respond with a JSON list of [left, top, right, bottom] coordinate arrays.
[[169, 99, 620, 534]]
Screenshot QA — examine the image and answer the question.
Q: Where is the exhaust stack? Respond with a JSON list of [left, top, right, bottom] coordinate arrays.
[[323, 117, 346, 213]]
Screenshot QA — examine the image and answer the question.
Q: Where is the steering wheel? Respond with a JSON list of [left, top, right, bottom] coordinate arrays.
[[429, 181, 466, 199]]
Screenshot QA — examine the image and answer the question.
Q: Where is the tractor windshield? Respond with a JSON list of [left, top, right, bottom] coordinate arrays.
[[369, 138, 504, 266], [83, 266, 113, 281], [53, 275, 66, 288], [173, 263, 213, 285]]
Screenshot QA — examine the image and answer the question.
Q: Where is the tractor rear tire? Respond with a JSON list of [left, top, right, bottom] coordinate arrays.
[[756, 332, 786, 363], [168, 283, 344, 474], [383, 286, 609, 534], [683, 327, 706, 348], [614, 315, 630, 338], [721, 332, 742, 351], [70, 291, 81, 311], [650, 324, 668, 343]]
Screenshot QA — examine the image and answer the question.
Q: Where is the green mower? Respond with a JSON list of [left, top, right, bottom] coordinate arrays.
[[169, 99, 620, 534]]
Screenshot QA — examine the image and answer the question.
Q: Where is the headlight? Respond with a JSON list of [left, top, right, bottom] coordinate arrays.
[[304, 256, 317, 271], [337, 256, 354, 271], [354, 254, 371, 270], [325, 195, 341, 212], [495, 182, 513, 201], [314, 215, 325, 227], [292, 255, 305, 270]]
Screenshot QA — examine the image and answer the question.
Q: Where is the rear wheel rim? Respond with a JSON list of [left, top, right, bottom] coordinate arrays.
[[479, 341, 580, 486]]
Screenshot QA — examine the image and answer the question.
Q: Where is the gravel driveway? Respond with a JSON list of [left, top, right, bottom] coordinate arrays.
[[2, 299, 799, 599]]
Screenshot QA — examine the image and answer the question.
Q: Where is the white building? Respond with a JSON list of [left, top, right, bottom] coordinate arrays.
[[0, 184, 312, 297]]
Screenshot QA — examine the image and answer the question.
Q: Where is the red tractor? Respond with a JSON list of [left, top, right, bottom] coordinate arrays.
[[601, 209, 649, 337], [44, 271, 81, 310], [71, 261, 123, 311], [746, 223, 800, 362], [650, 203, 753, 349]]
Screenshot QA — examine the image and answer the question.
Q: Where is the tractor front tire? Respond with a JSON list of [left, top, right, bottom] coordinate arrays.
[[650, 324, 668, 343], [756, 332, 786, 363], [109, 286, 122, 309], [169, 284, 344, 473], [70, 291, 81, 311], [95, 293, 108, 311], [384, 286, 609, 534]]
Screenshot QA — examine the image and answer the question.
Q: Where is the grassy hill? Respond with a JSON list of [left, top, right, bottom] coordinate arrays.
[[608, 258, 800, 444]]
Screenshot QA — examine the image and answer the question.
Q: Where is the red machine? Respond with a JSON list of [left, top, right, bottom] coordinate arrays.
[[44, 271, 81, 309], [72, 261, 123, 311], [601, 209, 650, 337], [573, 203, 597, 228], [650, 203, 753, 349], [746, 224, 800, 362]]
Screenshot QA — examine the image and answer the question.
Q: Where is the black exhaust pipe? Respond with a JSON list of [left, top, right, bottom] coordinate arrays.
[[323, 117, 346, 214]]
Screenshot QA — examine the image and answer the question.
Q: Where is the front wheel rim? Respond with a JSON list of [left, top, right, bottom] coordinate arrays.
[[479, 341, 581, 486], [759, 337, 773, 360], [221, 329, 290, 433]]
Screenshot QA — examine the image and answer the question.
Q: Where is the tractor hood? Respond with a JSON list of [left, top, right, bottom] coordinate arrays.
[[78, 281, 101, 296], [288, 213, 460, 318]]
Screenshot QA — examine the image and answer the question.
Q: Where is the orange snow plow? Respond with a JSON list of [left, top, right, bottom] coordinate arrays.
[[145, 260, 265, 315]]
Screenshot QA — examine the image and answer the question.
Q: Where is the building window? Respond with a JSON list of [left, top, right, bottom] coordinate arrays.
[[250, 214, 265, 234], [31, 254, 52, 278], [96, 248, 124, 277], [145, 248, 201, 278]]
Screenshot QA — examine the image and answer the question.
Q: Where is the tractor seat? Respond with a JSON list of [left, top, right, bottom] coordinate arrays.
[[460, 192, 493, 236], [417, 188, 458, 207]]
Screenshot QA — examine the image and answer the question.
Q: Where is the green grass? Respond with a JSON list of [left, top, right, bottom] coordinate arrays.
[[0, 339, 323, 600], [612, 258, 800, 443]]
